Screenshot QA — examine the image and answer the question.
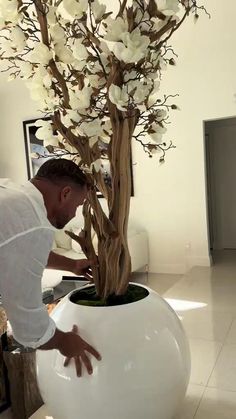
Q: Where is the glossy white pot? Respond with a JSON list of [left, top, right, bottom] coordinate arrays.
[[36, 284, 190, 419]]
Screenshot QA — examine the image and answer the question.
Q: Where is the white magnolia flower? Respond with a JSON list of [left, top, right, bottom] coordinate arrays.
[[149, 122, 167, 143], [30, 43, 53, 65], [54, 43, 74, 64], [44, 135, 59, 148], [57, 0, 88, 22], [61, 113, 74, 128], [73, 59, 86, 71], [91, 159, 102, 173], [91, 0, 106, 22], [43, 72, 53, 89], [69, 86, 92, 110], [156, 109, 167, 121], [127, 79, 149, 104], [113, 28, 149, 63], [35, 119, 53, 141], [50, 25, 65, 42], [87, 74, 105, 88], [86, 52, 109, 75], [66, 109, 82, 123], [26, 72, 58, 110], [47, 6, 57, 25], [124, 70, 138, 82], [135, 85, 151, 104], [0, 0, 19, 24], [109, 84, 129, 112], [99, 40, 110, 55], [26, 68, 54, 109], [71, 38, 88, 61], [18, 61, 33, 79], [29, 84, 50, 105], [159, 56, 167, 71], [148, 80, 161, 107], [1, 39, 15, 56], [155, 0, 180, 16], [104, 17, 128, 42], [48, 89, 60, 108], [147, 70, 160, 80], [10, 26, 26, 51], [80, 119, 103, 138]]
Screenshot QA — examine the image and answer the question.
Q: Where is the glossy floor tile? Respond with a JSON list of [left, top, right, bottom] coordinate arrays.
[[194, 387, 236, 419], [174, 384, 205, 419], [208, 343, 236, 391], [188, 339, 222, 386]]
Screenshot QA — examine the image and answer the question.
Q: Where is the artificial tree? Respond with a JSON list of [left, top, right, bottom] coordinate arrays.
[[0, 0, 205, 299]]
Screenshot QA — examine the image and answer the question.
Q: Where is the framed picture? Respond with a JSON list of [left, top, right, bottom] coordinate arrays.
[[23, 117, 53, 179], [23, 118, 134, 197]]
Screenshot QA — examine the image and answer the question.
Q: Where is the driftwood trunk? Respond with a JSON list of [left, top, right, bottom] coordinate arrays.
[[96, 115, 133, 297]]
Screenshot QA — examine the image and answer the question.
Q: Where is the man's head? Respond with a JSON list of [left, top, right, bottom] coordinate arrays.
[[31, 158, 89, 229]]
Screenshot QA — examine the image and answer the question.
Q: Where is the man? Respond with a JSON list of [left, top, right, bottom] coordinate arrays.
[[0, 158, 101, 377]]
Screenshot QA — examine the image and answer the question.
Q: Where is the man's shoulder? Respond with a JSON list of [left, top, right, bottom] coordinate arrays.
[[0, 179, 54, 244]]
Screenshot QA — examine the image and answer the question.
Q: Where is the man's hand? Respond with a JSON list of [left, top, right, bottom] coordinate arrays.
[[39, 326, 102, 377], [63, 325, 101, 376], [72, 258, 97, 281], [47, 252, 98, 281]]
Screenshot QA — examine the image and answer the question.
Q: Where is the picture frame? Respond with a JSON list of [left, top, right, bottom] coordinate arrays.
[[23, 117, 134, 197]]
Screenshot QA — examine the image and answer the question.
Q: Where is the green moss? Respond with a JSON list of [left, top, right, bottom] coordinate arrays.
[[70, 284, 149, 307]]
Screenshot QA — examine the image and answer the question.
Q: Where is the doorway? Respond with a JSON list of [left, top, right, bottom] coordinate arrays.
[[205, 117, 236, 257]]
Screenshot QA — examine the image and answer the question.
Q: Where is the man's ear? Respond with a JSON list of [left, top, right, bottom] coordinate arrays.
[[60, 186, 72, 203]]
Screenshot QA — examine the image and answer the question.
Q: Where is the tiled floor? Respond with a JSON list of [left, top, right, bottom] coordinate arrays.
[[3, 250, 236, 418]]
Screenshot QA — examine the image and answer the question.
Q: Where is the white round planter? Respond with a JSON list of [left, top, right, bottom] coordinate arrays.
[[36, 284, 190, 419]]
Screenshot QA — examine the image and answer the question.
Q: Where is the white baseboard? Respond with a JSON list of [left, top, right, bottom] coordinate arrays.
[[149, 255, 212, 275], [149, 264, 186, 275], [186, 255, 212, 269]]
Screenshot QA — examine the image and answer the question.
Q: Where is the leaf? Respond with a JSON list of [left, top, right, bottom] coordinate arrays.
[[86, 55, 98, 63], [147, 0, 166, 19], [129, 87, 137, 97], [102, 11, 113, 20], [147, 128, 156, 134], [148, 114, 156, 124], [95, 11, 113, 24], [46, 145, 54, 153], [58, 142, 65, 149], [169, 58, 176, 66]]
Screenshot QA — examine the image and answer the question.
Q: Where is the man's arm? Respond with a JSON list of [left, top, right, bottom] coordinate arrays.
[[47, 251, 96, 278], [47, 251, 75, 272]]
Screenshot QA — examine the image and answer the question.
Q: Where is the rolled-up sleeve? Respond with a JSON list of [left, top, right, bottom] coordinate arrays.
[[0, 227, 56, 348]]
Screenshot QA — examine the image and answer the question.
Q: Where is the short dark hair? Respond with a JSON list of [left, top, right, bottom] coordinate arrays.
[[34, 158, 89, 188]]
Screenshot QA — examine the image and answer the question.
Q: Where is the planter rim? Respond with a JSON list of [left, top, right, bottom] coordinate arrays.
[[63, 282, 156, 310]]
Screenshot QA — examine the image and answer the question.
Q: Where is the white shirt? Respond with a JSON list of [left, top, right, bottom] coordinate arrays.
[[0, 179, 56, 348]]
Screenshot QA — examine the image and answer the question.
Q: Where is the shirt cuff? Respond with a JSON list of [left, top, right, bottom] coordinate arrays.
[[12, 317, 57, 349]]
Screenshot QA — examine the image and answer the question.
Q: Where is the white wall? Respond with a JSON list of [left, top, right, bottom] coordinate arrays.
[[0, 76, 40, 181], [1, 0, 236, 273]]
